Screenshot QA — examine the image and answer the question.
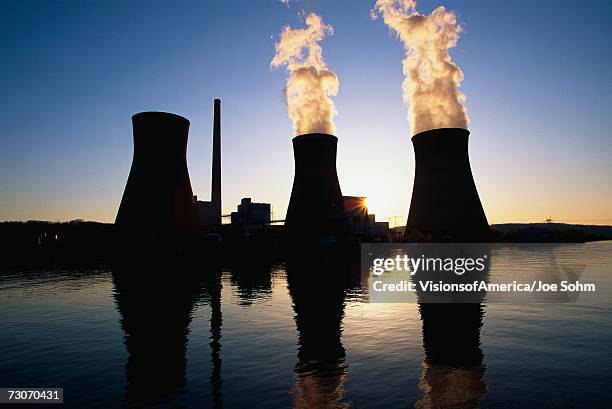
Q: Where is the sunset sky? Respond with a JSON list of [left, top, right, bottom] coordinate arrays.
[[1, 0, 611, 226]]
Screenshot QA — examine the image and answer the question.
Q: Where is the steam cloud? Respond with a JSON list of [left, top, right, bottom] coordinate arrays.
[[372, 0, 468, 135], [271, 13, 339, 136]]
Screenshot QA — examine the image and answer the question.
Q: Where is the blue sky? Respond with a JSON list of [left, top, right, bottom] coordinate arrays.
[[1, 0, 611, 225]]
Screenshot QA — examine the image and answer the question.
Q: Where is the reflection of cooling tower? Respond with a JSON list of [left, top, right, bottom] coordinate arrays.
[[285, 133, 348, 241], [115, 112, 199, 238], [112, 262, 222, 408], [405, 128, 489, 241], [416, 303, 487, 409], [286, 255, 352, 409]]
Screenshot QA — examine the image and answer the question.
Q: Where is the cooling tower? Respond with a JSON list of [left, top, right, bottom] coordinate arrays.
[[285, 133, 349, 242], [115, 112, 199, 240], [405, 128, 489, 241]]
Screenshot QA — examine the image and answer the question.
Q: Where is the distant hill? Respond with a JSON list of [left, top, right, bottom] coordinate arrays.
[[490, 223, 612, 242], [391, 223, 612, 242], [0, 220, 114, 269]]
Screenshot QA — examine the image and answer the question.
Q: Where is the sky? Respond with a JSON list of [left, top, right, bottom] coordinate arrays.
[[1, 0, 611, 226]]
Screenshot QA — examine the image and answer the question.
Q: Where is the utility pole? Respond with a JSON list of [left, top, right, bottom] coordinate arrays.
[[387, 215, 401, 228]]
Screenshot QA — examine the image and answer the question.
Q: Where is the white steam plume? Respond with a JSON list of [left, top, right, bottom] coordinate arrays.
[[371, 0, 468, 135], [271, 13, 339, 136]]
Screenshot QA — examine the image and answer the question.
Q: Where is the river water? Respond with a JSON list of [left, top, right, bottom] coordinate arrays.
[[1, 241, 611, 408]]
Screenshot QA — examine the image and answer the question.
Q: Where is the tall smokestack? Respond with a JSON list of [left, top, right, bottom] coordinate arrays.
[[211, 99, 222, 226], [285, 133, 348, 242], [115, 112, 199, 240], [405, 128, 489, 240]]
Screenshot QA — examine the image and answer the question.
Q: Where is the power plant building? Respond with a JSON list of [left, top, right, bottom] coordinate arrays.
[[195, 196, 221, 227], [231, 198, 271, 226], [342, 196, 390, 240], [342, 196, 368, 224]]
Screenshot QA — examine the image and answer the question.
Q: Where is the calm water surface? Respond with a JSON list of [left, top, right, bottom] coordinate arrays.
[[1, 242, 611, 408]]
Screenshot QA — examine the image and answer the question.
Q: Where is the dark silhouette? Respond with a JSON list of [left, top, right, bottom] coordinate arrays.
[[412, 248, 490, 409], [286, 253, 358, 409], [415, 303, 487, 409], [415, 304, 487, 409], [0, 220, 113, 269], [207, 267, 224, 409], [196, 99, 226, 228], [115, 112, 199, 245], [405, 128, 489, 241], [419, 303, 485, 367], [112, 261, 223, 409], [285, 134, 349, 243], [227, 257, 273, 306], [491, 222, 612, 242], [211, 99, 222, 226]]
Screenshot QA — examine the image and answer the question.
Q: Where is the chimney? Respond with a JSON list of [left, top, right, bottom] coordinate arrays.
[[211, 99, 222, 226], [405, 128, 489, 241], [115, 112, 199, 238], [285, 133, 349, 242]]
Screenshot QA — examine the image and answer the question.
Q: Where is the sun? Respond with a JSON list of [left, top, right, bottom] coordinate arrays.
[[361, 196, 368, 211]]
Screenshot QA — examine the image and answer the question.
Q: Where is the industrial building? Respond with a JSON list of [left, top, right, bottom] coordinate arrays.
[[194, 196, 220, 227], [231, 198, 271, 226], [342, 196, 390, 241], [342, 196, 368, 224]]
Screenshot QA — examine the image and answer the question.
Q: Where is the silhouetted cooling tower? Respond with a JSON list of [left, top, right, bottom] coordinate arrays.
[[405, 128, 489, 241], [285, 133, 348, 242], [115, 112, 199, 240]]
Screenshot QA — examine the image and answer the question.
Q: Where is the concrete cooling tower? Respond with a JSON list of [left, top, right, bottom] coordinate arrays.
[[115, 112, 199, 241], [405, 128, 489, 241], [285, 133, 349, 242]]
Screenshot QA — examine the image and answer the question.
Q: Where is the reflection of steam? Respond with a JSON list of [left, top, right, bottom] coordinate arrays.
[[372, 0, 469, 135], [416, 363, 486, 409], [293, 360, 349, 409], [533, 248, 586, 303], [271, 13, 339, 136]]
